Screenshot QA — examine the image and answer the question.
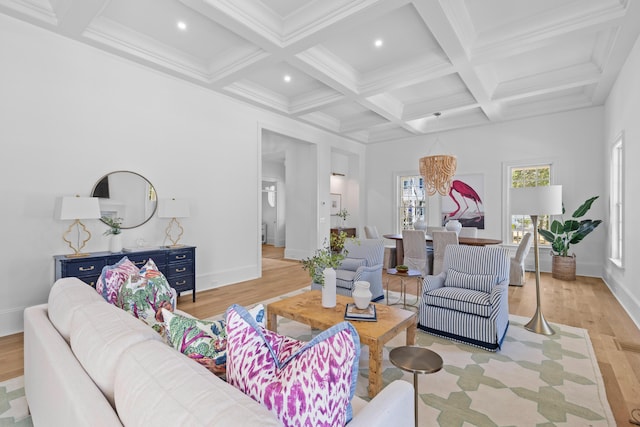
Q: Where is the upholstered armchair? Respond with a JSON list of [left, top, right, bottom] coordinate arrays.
[[312, 238, 385, 301], [418, 245, 510, 351]]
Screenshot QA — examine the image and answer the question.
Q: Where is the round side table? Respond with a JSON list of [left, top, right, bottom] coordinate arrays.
[[389, 346, 443, 426], [386, 268, 422, 309]]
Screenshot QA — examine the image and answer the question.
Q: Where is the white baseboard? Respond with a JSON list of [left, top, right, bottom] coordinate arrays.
[[0, 306, 25, 337]]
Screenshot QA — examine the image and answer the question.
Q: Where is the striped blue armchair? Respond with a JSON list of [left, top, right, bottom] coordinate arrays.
[[418, 245, 510, 351], [312, 238, 385, 301]]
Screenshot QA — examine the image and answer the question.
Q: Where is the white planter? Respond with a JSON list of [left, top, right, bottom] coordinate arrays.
[[352, 281, 372, 309], [109, 234, 123, 253], [321, 267, 336, 308]]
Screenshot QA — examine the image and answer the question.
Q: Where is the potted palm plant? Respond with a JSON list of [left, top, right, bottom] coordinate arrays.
[[538, 196, 602, 280]]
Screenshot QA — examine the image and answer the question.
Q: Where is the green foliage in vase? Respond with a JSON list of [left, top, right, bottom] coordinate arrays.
[[102, 216, 123, 235], [538, 196, 602, 257], [301, 231, 350, 285]]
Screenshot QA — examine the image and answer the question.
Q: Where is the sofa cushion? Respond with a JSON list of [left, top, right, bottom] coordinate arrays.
[[162, 309, 228, 376], [225, 304, 360, 427], [116, 259, 177, 338], [114, 339, 281, 426], [444, 269, 497, 293], [69, 300, 164, 408], [48, 278, 106, 342], [96, 257, 139, 304], [424, 287, 492, 317], [339, 258, 367, 271]]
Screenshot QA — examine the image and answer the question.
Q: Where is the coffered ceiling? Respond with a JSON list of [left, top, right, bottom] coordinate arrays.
[[3, 0, 640, 143]]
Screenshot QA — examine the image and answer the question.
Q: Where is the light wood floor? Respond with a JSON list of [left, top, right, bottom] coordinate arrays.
[[2, 244, 639, 425]]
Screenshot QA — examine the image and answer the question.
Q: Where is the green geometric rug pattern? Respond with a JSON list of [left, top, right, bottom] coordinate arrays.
[[0, 376, 31, 426], [272, 303, 615, 427]]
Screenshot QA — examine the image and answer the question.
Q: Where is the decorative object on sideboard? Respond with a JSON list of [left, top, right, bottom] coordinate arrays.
[[55, 195, 101, 258], [538, 196, 602, 281], [158, 198, 190, 247], [322, 267, 337, 308], [102, 216, 123, 253], [510, 185, 563, 335], [336, 208, 349, 228]]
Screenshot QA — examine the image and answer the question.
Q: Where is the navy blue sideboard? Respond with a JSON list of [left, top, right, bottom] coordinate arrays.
[[54, 245, 196, 302]]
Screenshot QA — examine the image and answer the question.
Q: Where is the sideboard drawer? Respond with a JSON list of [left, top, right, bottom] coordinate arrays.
[[64, 259, 107, 278], [124, 251, 166, 268], [167, 262, 194, 277], [168, 249, 193, 263], [167, 276, 194, 294]]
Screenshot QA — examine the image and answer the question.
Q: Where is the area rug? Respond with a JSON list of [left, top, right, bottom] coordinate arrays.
[[246, 289, 615, 427], [1, 288, 615, 427], [0, 376, 31, 426]]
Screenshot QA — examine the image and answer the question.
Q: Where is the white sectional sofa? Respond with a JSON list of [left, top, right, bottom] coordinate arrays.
[[23, 278, 414, 426]]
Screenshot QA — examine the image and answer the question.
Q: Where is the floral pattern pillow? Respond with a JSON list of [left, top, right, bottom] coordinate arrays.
[[96, 257, 139, 304], [224, 304, 360, 427], [162, 308, 228, 376], [116, 259, 177, 338]]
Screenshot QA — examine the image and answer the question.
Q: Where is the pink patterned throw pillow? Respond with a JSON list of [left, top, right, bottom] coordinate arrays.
[[96, 257, 139, 304], [225, 305, 360, 427]]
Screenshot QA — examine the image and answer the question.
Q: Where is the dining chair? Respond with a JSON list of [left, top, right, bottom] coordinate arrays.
[[509, 232, 533, 286], [432, 231, 459, 275], [364, 225, 380, 239], [459, 227, 478, 238], [401, 230, 430, 276]]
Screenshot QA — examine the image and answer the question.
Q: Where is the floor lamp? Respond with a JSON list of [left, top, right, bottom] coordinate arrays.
[[510, 185, 562, 335]]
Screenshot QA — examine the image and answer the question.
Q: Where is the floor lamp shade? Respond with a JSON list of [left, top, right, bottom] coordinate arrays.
[[510, 185, 563, 216], [509, 185, 562, 335]]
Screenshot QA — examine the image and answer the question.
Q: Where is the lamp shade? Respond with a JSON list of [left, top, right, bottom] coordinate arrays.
[[158, 198, 190, 218], [56, 196, 101, 220], [510, 185, 563, 215]]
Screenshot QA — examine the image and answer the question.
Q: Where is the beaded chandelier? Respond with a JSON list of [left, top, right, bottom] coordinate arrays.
[[419, 154, 457, 196]]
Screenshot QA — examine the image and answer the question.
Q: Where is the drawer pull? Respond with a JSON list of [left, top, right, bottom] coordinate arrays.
[[79, 266, 95, 272], [175, 255, 187, 260], [134, 260, 147, 266], [175, 280, 186, 286], [175, 267, 186, 273]]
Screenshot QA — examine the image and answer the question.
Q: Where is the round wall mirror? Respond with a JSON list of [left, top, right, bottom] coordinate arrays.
[[91, 171, 158, 229]]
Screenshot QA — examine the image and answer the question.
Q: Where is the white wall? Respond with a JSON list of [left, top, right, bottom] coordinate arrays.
[[366, 107, 606, 276], [0, 14, 364, 336], [603, 32, 640, 328]]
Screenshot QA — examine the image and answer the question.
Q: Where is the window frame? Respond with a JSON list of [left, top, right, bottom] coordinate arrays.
[[609, 132, 624, 268], [502, 159, 557, 246]]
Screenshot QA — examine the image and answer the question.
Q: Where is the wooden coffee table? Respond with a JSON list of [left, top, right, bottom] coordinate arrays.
[[266, 290, 417, 398]]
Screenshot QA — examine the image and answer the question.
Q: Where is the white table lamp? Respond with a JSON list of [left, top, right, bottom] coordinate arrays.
[[158, 198, 190, 247], [56, 196, 101, 258], [510, 185, 562, 335]]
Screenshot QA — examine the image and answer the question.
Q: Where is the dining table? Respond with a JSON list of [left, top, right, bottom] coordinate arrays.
[[382, 233, 503, 266]]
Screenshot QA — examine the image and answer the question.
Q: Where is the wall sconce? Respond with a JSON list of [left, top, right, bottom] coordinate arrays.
[[158, 198, 190, 247], [55, 195, 101, 258]]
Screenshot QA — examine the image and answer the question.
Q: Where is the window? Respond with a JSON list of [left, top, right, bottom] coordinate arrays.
[[398, 175, 425, 230], [610, 134, 624, 266], [508, 164, 552, 245]]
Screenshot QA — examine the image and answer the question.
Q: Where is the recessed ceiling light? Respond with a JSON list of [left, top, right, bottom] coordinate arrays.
[[177, 21, 187, 31], [284, 74, 291, 83], [374, 39, 383, 48]]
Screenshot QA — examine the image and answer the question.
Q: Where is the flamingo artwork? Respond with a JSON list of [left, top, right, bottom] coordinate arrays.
[[447, 179, 483, 222]]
